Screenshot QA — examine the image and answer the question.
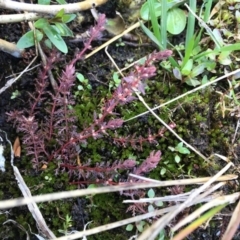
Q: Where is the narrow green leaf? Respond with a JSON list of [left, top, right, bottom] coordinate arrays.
[[62, 14, 76, 23], [185, 0, 196, 48], [182, 35, 196, 67], [140, 22, 162, 48], [161, 0, 168, 49], [54, 23, 73, 37], [148, 0, 161, 47]]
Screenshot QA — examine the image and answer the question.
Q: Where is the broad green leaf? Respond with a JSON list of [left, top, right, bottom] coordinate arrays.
[[140, 1, 162, 21], [167, 8, 186, 35], [38, 0, 50, 5], [17, 30, 43, 48], [62, 14, 76, 23], [42, 25, 68, 53], [34, 18, 49, 29]]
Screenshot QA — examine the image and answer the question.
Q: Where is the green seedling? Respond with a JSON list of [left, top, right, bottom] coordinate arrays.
[[58, 214, 73, 236], [74, 73, 92, 98], [11, 90, 21, 99], [168, 142, 190, 163], [109, 72, 121, 91], [140, 0, 187, 35], [17, 6, 76, 53]]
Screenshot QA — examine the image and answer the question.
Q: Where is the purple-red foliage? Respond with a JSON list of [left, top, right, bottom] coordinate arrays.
[[113, 123, 176, 150], [6, 15, 107, 168], [66, 150, 162, 190], [6, 14, 172, 176]]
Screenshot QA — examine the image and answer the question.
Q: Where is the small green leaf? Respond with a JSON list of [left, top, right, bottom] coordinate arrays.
[[77, 85, 83, 91], [76, 73, 85, 82], [191, 64, 205, 78], [148, 204, 155, 212], [168, 146, 175, 152], [17, 30, 43, 48], [155, 200, 163, 207], [62, 14, 76, 23], [55, 9, 65, 18], [175, 155, 181, 163], [186, 78, 201, 87], [158, 229, 166, 240], [113, 72, 121, 85], [126, 224, 134, 231], [160, 168, 166, 176], [147, 188, 155, 198], [181, 59, 193, 76], [34, 18, 49, 29], [136, 221, 145, 232], [87, 184, 97, 189], [175, 142, 190, 154], [167, 8, 186, 35]]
